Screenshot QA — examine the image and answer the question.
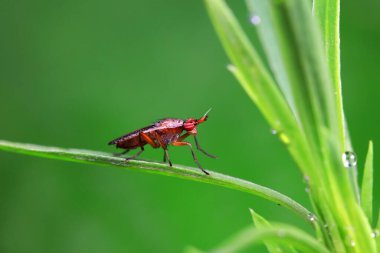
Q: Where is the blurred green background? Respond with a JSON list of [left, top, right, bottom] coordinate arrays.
[[0, 0, 379, 252]]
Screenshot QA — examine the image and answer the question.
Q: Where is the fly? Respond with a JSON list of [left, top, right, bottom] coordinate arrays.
[[108, 109, 216, 175]]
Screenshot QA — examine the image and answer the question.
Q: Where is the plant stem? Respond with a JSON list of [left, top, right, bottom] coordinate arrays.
[[0, 139, 315, 226]]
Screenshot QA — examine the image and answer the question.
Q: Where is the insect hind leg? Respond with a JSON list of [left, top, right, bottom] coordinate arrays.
[[113, 149, 130, 157], [163, 149, 172, 166], [125, 146, 145, 161]]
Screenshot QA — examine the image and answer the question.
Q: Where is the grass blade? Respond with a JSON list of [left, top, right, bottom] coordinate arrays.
[[376, 209, 380, 251], [0, 139, 314, 225], [246, 0, 297, 117], [205, 0, 320, 181], [205, 0, 297, 137], [206, 224, 330, 253], [250, 209, 298, 253], [313, 0, 346, 151], [361, 141, 374, 224]]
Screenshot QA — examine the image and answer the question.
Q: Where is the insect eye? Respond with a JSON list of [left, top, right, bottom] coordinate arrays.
[[184, 122, 195, 131]]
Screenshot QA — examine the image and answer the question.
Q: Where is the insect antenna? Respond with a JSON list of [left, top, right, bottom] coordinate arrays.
[[203, 108, 212, 118]]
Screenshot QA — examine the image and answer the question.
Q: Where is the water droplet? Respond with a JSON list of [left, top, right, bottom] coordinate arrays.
[[279, 133, 290, 144], [271, 129, 278, 135], [307, 213, 316, 222], [226, 64, 236, 72], [371, 229, 379, 238], [250, 15, 261, 25], [350, 240, 355, 247], [342, 151, 357, 168]]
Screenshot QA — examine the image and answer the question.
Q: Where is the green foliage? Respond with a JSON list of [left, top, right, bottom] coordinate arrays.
[[250, 209, 298, 253], [204, 0, 377, 252], [0, 139, 313, 225], [203, 224, 329, 253], [0, 0, 378, 252], [361, 141, 374, 224]]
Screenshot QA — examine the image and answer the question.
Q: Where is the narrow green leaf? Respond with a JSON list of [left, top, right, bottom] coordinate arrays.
[[205, 0, 320, 182], [0, 139, 314, 225], [361, 140, 374, 224], [207, 224, 330, 253], [246, 0, 297, 117], [205, 0, 297, 136], [245, 0, 320, 152], [244, 0, 329, 184], [313, 0, 346, 151], [284, 0, 337, 138], [376, 209, 380, 251], [250, 209, 298, 253], [313, 0, 360, 208]]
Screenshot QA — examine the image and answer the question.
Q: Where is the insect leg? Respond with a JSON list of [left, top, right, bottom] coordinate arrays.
[[125, 146, 144, 160], [172, 141, 209, 175], [148, 131, 171, 166], [177, 132, 190, 142], [164, 149, 172, 166], [194, 136, 217, 158], [140, 132, 160, 148], [125, 132, 148, 161], [113, 149, 130, 157]]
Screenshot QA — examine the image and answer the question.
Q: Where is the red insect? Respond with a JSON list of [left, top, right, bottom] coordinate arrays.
[[108, 109, 216, 175]]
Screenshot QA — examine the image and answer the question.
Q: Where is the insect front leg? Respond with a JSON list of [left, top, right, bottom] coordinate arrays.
[[172, 141, 209, 175], [194, 136, 217, 158]]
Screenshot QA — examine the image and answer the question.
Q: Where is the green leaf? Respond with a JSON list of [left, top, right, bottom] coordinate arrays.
[[361, 140, 374, 224], [250, 209, 298, 253], [246, 0, 297, 118], [376, 209, 380, 251], [313, 0, 361, 209], [0, 139, 314, 225], [205, 0, 298, 138], [206, 224, 330, 253], [313, 0, 346, 151], [245, 0, 320, 152], [205, 0, 321, 185]]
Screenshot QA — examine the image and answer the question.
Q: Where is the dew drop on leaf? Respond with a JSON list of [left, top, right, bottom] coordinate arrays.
[[307, 213, 316, 222], [271, 129, 278, 135], [249, 15, 261, 25], [342, 151, 357, 168], [371, 229, 379, 238]]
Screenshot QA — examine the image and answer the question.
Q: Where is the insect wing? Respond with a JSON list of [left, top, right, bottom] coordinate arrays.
[[108, 124, 155, 145]]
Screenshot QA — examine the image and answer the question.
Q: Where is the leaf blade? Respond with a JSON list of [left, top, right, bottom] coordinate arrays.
[[207, 224, 330, 253], [205, 0, 297, 136], [250, 209, 298, 253], [361, 140, 374, 224], [0, 139, 314, 225]]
